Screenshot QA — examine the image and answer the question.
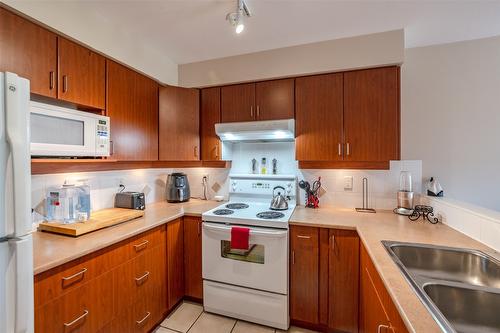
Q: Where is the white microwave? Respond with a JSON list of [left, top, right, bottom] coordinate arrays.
[[30, 101, 110, 157]]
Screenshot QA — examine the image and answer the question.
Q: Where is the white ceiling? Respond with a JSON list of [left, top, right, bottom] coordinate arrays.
[[6, 0, 500, 65]]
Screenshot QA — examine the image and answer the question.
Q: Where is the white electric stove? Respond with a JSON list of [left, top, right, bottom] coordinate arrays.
[[202, 174, 297, 330]]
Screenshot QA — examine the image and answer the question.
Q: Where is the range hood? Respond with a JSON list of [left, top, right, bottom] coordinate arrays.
[[215, 119, 295, 142]]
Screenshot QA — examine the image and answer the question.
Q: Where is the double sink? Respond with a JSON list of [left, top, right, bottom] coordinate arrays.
[[382, 241, 500, 333]]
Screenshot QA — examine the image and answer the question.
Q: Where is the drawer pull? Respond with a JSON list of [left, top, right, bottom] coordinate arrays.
[[62, 268, 87, 286], [64, 309, 89, 329], [133, 240, 149, 252], [136, 311, 151, 326], [377, 324, 390, 333], [135, 271, 150, 284], [297, 235, 311, 239]]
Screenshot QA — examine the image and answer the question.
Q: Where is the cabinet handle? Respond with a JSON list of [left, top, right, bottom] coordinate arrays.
[[133, 240, 149, 252], [377, 324, 391, 333], [62, 268, 87, 285], [136, 311, 151, 326], [215, 144, 219, 159], [250, 106, 254, 118], [64, 309, 89, 329], [297, 235, 311, 239], [109, 140, 114, 156], [256, 105, 260, 119], [49, 71, 55, 90], [135, 271, 150, 284], [330, 235, 335, 251], [338, 143, 342, 156], [194, 146, 198, 158], [292, 250, 295, 264], [62, 75, 68, 93], [346, 143, 350, 156]]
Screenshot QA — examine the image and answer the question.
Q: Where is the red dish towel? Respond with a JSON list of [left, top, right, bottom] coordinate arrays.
[[231, 226, 250, 250]]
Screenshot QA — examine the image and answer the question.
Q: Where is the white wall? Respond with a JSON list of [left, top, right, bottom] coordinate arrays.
[[2, 1, 178, 85], [402, 35, 500, 212], [178, 30, 404, 87]]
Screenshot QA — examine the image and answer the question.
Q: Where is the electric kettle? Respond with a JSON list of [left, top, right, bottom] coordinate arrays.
[[270, 186, 288, 211]]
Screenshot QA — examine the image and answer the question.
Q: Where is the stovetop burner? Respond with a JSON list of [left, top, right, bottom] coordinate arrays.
[[213, 209, 234, 216], [256, 211, 285, 219], [225, 203, 249, 210]]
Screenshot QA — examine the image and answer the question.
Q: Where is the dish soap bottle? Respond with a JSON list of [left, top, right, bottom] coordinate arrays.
[[261, 157, 267, 174]]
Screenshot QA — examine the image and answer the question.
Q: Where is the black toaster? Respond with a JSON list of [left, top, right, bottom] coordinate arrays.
[[114, 192, 145, 210]]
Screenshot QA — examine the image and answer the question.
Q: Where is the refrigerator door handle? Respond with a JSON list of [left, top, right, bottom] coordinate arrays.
[[5, 72, 31, 237], [12, 235, 34, 333]]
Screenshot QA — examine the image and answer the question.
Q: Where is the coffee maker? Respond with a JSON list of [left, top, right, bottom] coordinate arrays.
[[166, 173, 190, 203], [394, 171, 414, 215]]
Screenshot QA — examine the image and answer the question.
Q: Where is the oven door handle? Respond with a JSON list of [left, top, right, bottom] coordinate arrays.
[[202, 222, 288, 238]]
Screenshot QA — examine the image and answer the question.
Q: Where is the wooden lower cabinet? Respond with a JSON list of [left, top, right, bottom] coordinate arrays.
[[167, 218, 185, 309], [34, 225, 167, 333], [183, 216, 203, 300], [360, 244, 409, 333]]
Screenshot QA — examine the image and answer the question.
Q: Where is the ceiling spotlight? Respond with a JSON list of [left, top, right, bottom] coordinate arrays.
[[226, 0, 251, 34]]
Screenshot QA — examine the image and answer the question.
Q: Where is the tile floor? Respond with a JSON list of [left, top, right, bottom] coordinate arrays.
[[155, 302, 318, 333]]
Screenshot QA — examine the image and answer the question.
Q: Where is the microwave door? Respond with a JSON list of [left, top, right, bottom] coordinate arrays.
[[30, 111, 96, 157]]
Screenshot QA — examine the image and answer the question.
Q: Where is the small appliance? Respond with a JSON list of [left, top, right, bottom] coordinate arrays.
[[394, 171, 414, 215], [166, 173, 190, 203], [270, 186, 289, 210], [46, 183, 91, 223], [115, 192, 145, 210], [30, 101, 110, 157]]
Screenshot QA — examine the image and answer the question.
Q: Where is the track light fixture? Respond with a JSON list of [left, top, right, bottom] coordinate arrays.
[[226, 0, 251, 34]]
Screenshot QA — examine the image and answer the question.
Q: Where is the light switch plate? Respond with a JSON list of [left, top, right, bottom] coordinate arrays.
[[344, 176, 353, 190]]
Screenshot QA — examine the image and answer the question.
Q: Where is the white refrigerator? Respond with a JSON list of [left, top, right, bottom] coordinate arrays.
[[0, 72, 34, 333]]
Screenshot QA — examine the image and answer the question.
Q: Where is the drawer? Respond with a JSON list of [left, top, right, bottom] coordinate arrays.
[[124, 226, 166, 260], [111, 297, 162, 333], [114, 244, 166, 316], [35, 270, 113, 333]]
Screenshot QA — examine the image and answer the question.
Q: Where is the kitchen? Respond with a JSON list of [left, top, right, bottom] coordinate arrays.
[[1, 1, 500, 333]]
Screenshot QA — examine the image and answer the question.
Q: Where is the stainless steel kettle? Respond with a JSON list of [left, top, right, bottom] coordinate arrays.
[[270, 186, 288, 211]]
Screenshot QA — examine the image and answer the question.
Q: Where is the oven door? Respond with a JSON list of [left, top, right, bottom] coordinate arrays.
[[30, 104, 97, 157], [202, 222, 288, 294]]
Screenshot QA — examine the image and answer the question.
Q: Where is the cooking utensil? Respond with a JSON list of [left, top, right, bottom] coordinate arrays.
[[270, 186, 288, 211]]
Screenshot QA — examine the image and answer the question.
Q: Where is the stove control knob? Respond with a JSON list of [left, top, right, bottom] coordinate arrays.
[[231, 181, 237, 192]]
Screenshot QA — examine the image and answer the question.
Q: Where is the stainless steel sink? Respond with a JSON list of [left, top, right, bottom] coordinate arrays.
[[382, 241, 500, 333]]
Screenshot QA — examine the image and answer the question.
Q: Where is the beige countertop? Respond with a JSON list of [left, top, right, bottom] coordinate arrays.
[[33, 199, 221, 275], [290, 206, 499, 333], [33, 201, 499, 333]]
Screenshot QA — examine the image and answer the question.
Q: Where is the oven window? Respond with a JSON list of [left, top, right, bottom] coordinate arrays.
[[220, 241, 264, 264], [31, 113, 84, 145]]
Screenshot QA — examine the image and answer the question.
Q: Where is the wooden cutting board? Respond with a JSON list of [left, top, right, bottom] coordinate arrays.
[[38, 208, 145, 237]]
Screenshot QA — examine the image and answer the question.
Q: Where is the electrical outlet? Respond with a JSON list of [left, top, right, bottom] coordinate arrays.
[[344, 176, 353, 190]]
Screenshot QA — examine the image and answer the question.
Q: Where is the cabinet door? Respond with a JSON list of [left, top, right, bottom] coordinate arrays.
[[183, 216, 203, 300], [296, 73, 343, 161], [290, 226, 319, 325], [201, 87, 221, 161], [0, 7, 57, 98], [221, 83, 255, 122], [328, 229, 359, 332], [106, 60, 159, 161], [255, 79, 294, 121], [159, 85, 200, 161], [167, 218, 184, 309], [58, 37, 105, 109], [344, 67, 400, 162]]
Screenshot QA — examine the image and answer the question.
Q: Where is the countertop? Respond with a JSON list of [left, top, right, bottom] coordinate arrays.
[[33, 201, 499, 333]]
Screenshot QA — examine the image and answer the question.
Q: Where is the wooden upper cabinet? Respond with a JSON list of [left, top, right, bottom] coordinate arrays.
[[290, 226, 319, 325], [255, 79, 294, 120], [344, 67, 400, 162], [183, 216, 203, 300], [106, 60, 159, 161], [58, 37, 105, 109], [200, 87, 221, 161], [0, 7, 57, 98], [159, 85, 200, 161], [295, 73, 344, 161], [221, 83, 255, 122], [327, 229, 359, 332]]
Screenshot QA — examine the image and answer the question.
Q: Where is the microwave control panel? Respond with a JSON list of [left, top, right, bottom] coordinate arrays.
[[95, 118, 110, 156]]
